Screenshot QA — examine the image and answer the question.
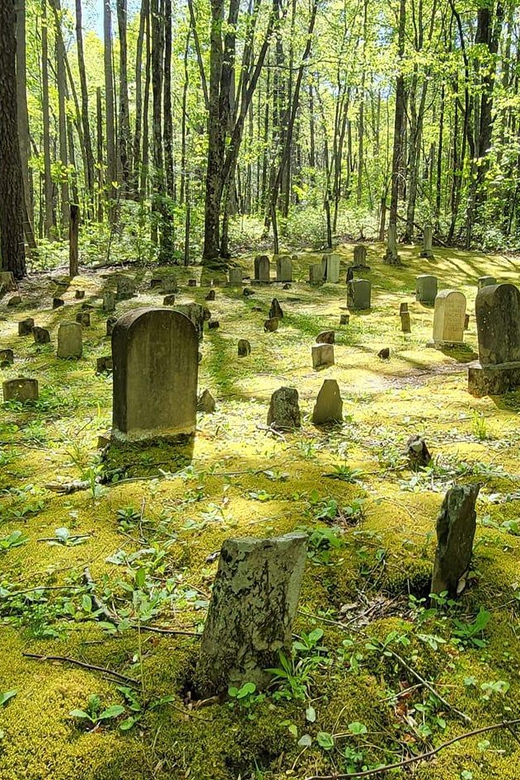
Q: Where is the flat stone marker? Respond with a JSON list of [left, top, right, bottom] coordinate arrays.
[[312, 379, 342, 424], [111, 307, 198, 442], [254, 255, 270, 283], [163, 294, 176, 305], [197, 389, 216, 413], [106, 316, 118, 337], [347, 279, 371, 310], [205, 290, 216, 301], [264, 317, 279, 332], [0, 349, 14, 366], [269, 299, 284, 319], [3, 378, 38, 402], [267, 386, 301, 429], [57, 322, 82, 359], [322, 253, 341, 283], [312, 343, 334, 369], [196, 532, 307, 695], [103, 292, 116, 312], [18, 318, 34, 336], [431, 290, 466, 346], [478, 276, 496, 289], [431, 484, 480, 597], [468, 283, 520, 396], [188, 279, 197, 287], [276, 255, 292, 282], [316, 330, 334, 344], [238, 339, 251, 357], [228, 268, 243, 286], [420, 225, 434, 258], [76, 311, 91, 327], [416, 275, 438, 304], [309, 263, 323, 285], [33, 327, 51, 344]]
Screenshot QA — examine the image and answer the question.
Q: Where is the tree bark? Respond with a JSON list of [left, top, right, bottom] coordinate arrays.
[[69, 204, 79, 277], [75, 0, 95, 201]]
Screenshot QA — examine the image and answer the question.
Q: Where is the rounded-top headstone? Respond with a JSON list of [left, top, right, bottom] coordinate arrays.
[[432, 290, 466, 345], [111, 307, 198, 442], [475, 283, 520, 366], [57, 321, 83, 359]]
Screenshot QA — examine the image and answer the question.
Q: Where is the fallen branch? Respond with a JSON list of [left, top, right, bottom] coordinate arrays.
[[22, 652, 139, 686], [305, 718, 520, 780]]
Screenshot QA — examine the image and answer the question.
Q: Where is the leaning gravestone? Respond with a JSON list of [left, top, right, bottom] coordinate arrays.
[[312, 343, 334, 369], [312, 379, 342, 424], [420, 225, 434, 259], [195, 532, 307, 695], [322, 253, 341, 283], [468, 283, 520, 396], [267, 387, 301, 429], [478, 276, 496, 289], [253, 255, 271, 283], [431, 484, 480, 597], [33, 327, 51, 344], [111, 308, 198, 442], [57, 322, 82, 359], [347, 279, 371, 310], [3, 378, 38, 402], [269, 299, 284, 319], [276, 255, 292, 282], [416, 275, 438, 305], [430, 290, 466, 347], [18, 318, 34, 336]]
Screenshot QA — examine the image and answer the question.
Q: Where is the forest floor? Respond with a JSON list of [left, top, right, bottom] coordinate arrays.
[[1, 241, 520, 780]]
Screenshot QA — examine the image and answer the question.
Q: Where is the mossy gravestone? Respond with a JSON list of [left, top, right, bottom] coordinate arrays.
[[196, 532, 307, 695], [431, 484, 480, 597], [111, 307, 198, 442]]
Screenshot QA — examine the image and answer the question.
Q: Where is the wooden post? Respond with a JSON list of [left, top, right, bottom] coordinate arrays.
[[69, 204, 80, 278]]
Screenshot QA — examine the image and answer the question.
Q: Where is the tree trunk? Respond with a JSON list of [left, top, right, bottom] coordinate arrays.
[[117, 0, 131, 193], [104, 0, 117, 220], [75, 0, 95, 201], [41, 0, 55, 237], [54, 0, 69, 233], [15, 0, 35, 239], [69, 204, 79, 277]]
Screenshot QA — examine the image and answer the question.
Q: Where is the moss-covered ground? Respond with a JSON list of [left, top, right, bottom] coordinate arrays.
[[1, 242, 520, 779]]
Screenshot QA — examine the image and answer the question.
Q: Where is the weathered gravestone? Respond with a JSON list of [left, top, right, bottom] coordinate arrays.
[[322, 253, 341, 283], [253, 255, 271, 283], [267, 387, 301, 429], [431, 484, 480, 597], [312, 379, 342, 424], [57, 322, 82, 359], [7, 295, 22, 307], [353, 245, 369, 268], [116, 276, 136, 300], [420, 225, 434, 259], [175, 303, 211, 340], [238, 339, 251, 357], [75, 290, 85, 299], [76, 310, 91, 327], [163, 294, 176, 306], [400, 312, 411, 333], [205, 290, 216, 301], [33, 327, 51, 344], [197, 389, 216, 413], [347, 279, 371, 310], [103, 291, 116, 312], [228, 268, 243, 286], [312, 343, 334, 369], [208, 320, 220, 329], [188, 279, 197, 287], [276, 255, 292, 282], [96, 356, 113, 373], [415, 275, 438, 305], [196, 532, 307, 695], [161, 276, 178, 294], [316, 330, 334, 344], [406, 435, 431, 470], [18, 318, 34, 336], [52, 297, 65, 309], [111, 308, 198, 442], [3, 378, 38, 402], [309, 263, 324, 285], [106, 316, 118, 337], [399, 302, 409, 314], [478, 276, 496, 289], [269, 299, 284, 319], [264, 317, 279, 332], [430, 290, 466, 347], [468, 283, 520, 396], [340, 314, 350, 325], [0, 349, 14, 367]]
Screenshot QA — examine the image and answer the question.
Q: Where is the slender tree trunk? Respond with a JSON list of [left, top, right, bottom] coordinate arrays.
[[163, 0, 174, 199], [117, 0, 131, 193], [41, 0, 55, 237], [75, 0, 95, 202], [69, 204, 79, 277], [54, 0, 69, 232], [15, 0, 35, 241], [96, 86, 104, 221], [104, 0, 117, 220], [132, 0, 147, 197]]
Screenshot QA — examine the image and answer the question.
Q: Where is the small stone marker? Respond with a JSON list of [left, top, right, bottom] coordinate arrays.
[[161, 275, 178, 294], [150, 277, 163, 289], [339, 314, 350, 325], [309, 263, 323, 285], [197, 389, 216, 413], [33, 327, 51, 344], [269, 298, 284, 319], [208, 320, 220, 329], [116, 276, 136, 300], [0, 349, 14, 366], [378, 347, 390, 360], [400, 312, 411, 333], [111, 307, 198, 442], [264, 317, 279, 332], [3, 377, 38, 402], [468, 283, 520, 396], [76, 310, 91, 327], [196, 532, 307, 695], [431, 290, 466, 346], [188, 279, 197, 287], [18, 318, 34, 336], [243, 287, 254, 297], [431, 484, 480, 597], [75, 290, 85, 299], [347, 279, 371, 310], [415, 275, 438, 304], [254, 255, 270, 283], [163, 294, 176, 305], [312, 379, 343, 424], [399, 302, 409, 314], [282, 282, 291, 290], [267, 387, 301, 429], [420, 225, 434, 258], [238, 339, 251, 357], [322, 253, 340, 283], [7, 295, 22, 307], [276, 255, 292, 282], [205, 290, 216, 301], [176, 303, 211, 340], [464, 313, 470, 330], [316, 330, 334, 344], [96, 356, 113, 373], [57, 322, 82, 359], [52, 297, 65, 309], [353, 245, 369, 268], [478, 276, 496, 289], [228, 268, 243, 286], [103, 291, 116, 312], [312, 343, 334, 370], [106, 316, 118, 337], [406, 435, 431, 470]]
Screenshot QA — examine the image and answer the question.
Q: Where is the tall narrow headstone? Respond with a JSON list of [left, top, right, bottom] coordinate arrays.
[[322, 253, 340, 283], [312, 380, 343, 424], [431, 290, 466, 347], [57, 322, 83, 359], [431, 484, 480, 597], [420, 225, 434, 258], [254, 255, 270, 283], [416, 275, 438, 304], [347, 279, 371, 310], [353, 245, 368, 268], [276, 255, 292, 282], [309, 264, 324, 285], [111, 308, 198, 442]]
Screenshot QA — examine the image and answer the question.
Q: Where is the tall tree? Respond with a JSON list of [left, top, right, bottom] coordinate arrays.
[[75, 0, 95, 202]]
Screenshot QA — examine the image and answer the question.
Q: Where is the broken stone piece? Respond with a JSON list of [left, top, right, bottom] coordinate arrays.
[[238, 339, 251, 357], [197, 389, 216, 413], [267, 386, 301, 429], [316, 330, 334, 344], [18, 318, 34, 336], [431, 484, 480, 597]]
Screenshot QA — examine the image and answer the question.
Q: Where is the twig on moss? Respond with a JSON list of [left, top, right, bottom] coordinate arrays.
[[22, 652, 139, 686], [304, 719, 520, 780], [139, 625, 200, 637]]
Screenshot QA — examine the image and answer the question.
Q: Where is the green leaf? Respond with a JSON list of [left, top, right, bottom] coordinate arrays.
[[135, 567, 146, 589], [317, 731, 334, 750], [81, 594, 93, 612], [298, 733, 312, 747], [348, 721, 367, 735], [288, 724, 298, 737], [99, 704, 125, 719], [0, 690, 17, 707], [237, 682, 256, 698], [120, 716, 136, 731], [69, 709, 90, 719], [305, 705, 316, 723]]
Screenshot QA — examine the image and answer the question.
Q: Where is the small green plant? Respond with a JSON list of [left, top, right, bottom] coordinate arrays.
[[46, 527, 89, 546], [115, 686, 175, 730], [323, 465, 365, 483], [268, 629, 328, 700], [0, 530, 29, 552], [472, 411, 489, 440], [306, 526, 343, 565], [452, 608, 491, 649], [0, 690, 17, 707], [70, 694, 125, 730]]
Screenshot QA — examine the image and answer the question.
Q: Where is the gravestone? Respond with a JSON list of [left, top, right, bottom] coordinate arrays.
[[176, 303, 211, 340], [312, 379, 342, 424], [163, 294, 176, 305], [150, 277, 163, 289], [18, 318, 34, 336], [353, 245, 369, 268], [415, 275, 438, 304], [0, 349, 14, 366], [188, 279, 197, 287], [399, 302, 408, 314], [75, 290, 85, 300], [276, 255, 292, 282], [7, 296, 21, 307], [264, 317, 279, 332], [431, 484, 480, 597], [103, 292, 116, 312], [478, 276, 496, 289], [196, 532, 307, 695], [347, 279, 371, 310], [312, 343, 334, 369], [116, 276, 136, 300], [3, 378, 38, 402], [267, 387, 301, 429], [57, 322, 82, 359], [464, 313, 470, 330], [400, 312, 411, 333], [228, 268, 243, 286], [269, 299, 284, 319], [197, 389, 216, 413], [316, 330, 334, 344], [205, 290, 216, 301], [322, 253, 341, 283], [208, 320, 219, 329], [309, 264, 323, 285], [238, 339, 251, 357], [76, 311, 91, 327], [468, 283, 520, 396], [106, 316, 118, 337], [33, 327, 50, 344], [52, 297, 65, 309], [430, 290, 466, 346], [254, 255, 270, 283], [96, 356, 113, 373], [420, 225, 434, 259], [111, 307, 198, 442], [406, 435, 431, 470], [161, 276, 178, 294], [340, 314, 350, 325]]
